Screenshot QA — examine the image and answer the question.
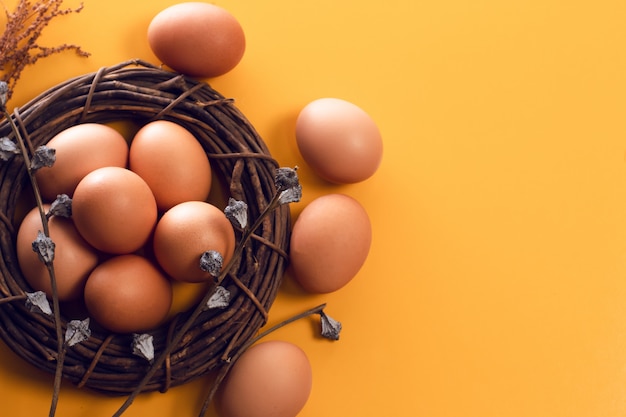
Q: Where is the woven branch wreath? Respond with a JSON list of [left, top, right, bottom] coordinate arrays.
[[0, 59, 291, 395]]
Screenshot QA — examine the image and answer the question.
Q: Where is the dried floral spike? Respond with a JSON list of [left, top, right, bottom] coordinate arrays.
[[199, 250, 223, 277], [48, 194, 72, 218], [0, 0, 90, 100], [25, 291, 52, 316], [132, 333, 155, 363], [0, 136, 20, 161], [224, 197, 248, 229], [32, 230, 55, 264], [319, 311, 342, 341], [65, 318, 91, 347], [206, 286, 230, 309], [30, 145, 55, 171], [0, 81, 7, 107]]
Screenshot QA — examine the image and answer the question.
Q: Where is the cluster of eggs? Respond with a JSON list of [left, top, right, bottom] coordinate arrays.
[[148, 2, 382, 296], [16, 2, 383, 417], [17, 120, 236, 334]]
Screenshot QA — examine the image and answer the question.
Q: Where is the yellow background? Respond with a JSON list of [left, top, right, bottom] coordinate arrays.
[[2, 0, 626, 416]]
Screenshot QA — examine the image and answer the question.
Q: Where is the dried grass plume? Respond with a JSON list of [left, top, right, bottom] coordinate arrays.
[[0, 0, 89, 100]]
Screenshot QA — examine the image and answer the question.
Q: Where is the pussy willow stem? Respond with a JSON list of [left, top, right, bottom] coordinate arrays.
[[112, 190, 285, 417], [1, 107, 64, 417], [197, 303, 327, 417]]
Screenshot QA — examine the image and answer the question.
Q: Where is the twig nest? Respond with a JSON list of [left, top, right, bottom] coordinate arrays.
[[0, 60, 290, 394]]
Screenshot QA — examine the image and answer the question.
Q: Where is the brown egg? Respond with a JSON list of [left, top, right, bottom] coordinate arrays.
[[147, 2, 246, 78], [217, 340, 312, 417], [16, 205, 99, 301], [72, 167, 157, 254], [153, 201, 235, 283], [83, 254, 172, 333], [129, 120, 212, 212], [290, 193, 372, 293], [296, 98, 383, 183], [35, 123, 128, 201]]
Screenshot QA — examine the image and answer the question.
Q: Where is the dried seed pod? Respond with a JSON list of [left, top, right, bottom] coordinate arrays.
[[320, 311, 342, 341], [206, 286, 230, 310], [0, 137, 19, 161], [48, 194, 72, 218], [224, 198, 248, 229], [25, 291, 52, 316], [199, 250, 223, 278], [31, 230, 55, 264], [30, 145, 55, 171], [132, 333, 155, 363], [65, 318, 91, 347]]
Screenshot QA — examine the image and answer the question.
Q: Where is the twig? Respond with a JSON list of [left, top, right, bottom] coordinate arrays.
[[0, 294, 27, 305], [1, 105, 64, 417]]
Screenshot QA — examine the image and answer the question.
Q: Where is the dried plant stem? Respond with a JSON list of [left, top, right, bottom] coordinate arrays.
[[1, 106, 64, 417], [112, 191, 285, 417], [46, 265, 64, 417], [0, 0, 89, 100], [197, 303, 327, 417]]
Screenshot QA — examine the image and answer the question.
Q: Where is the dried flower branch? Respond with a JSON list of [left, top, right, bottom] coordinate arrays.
[[0, 80, 65, 417], [0, 2, 89, 406], [0, 0, 90, 100]]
